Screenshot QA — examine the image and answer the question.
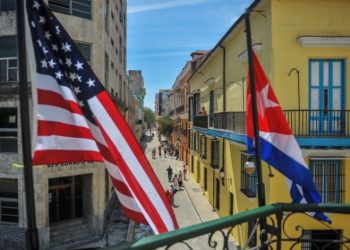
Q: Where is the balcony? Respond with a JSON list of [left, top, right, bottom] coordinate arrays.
[[211, 110, 350, 137], [193, 115, 208, 128], [111, 203, 350, 250], [175, 105, 185, 114]]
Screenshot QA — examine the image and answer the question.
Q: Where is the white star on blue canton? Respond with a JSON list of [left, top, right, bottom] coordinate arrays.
[[62, 42, 71, 53], [33, 1, 40, 10], [48, 59, 56, 68], [44, 31, 52, 40], [41, 59, 48, 68], [52, 44, 58, 51], [55, 71, 63, 80], [65, 58, 72, 67], [75, 61, 84, 70], [31, 21, 36, 28], [58, 58, 63, 65], [74, 86, 81, 94], [86, 78, 95, 87], [55, 26, 60, 35], [39, 16, 46, 24], [42, 46, 48, 54], [37, 40, 42, 47], [69, 72, 77, 81], [78, 100, 84, 107], [76, 74, 82, 82]]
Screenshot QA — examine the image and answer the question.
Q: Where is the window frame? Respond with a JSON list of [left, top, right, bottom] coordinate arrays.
[[0, 57, 18, 82], [48, 0, 92, 20], [240, 151, 257, 198]]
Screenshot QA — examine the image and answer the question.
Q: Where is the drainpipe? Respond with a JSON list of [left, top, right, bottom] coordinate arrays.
[[219, 44, 226, 182]]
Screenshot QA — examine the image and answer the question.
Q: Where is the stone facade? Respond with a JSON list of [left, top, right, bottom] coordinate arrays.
[[0, 1, 127, 249]]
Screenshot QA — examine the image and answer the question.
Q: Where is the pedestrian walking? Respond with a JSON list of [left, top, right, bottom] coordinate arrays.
[[152, 148, 156, 159], [175, 149, 179, 160], [163, 146, 167, 158], [183, 165, 188, 181], [173, 174, 179, 190], [166, 166, 173, 182], [170, 185, 177, 207], [178, 171, 183, 187], [158, 145, 162, 158]]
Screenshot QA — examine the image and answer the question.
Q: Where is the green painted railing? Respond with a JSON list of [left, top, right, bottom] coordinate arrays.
[[105, 203, 350, 250]]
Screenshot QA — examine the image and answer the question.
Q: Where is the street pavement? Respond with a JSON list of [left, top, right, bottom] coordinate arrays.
[[144, 131, 237, 250]]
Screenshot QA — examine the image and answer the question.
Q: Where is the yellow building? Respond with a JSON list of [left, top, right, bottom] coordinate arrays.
[[188, 0, 350, 248]]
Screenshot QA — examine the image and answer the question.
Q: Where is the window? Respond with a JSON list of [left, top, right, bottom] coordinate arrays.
[[119, 74, 122, 100], [302, 230, 341, 250], [0, 36, 18, 82], [240, 152, 257, 197], [48, 0, 92, 20], [200, 135, 207, 159], [210, 139, 219, 168], [104, 52, 109, 90], [105, 0, 109, 34], [189, 131, 193, 150], [0, 108, 17, 153], [0, 178, 18, 224], [119, 35, 123, 63], [0, 0, 15, 11], [193, 133, 197, 152], [111, 62, 114, 69], [0, 58, 17, 82], [309, 159, 344, 203], [75, 42, 91, 64], [111, 38, 114, 47]]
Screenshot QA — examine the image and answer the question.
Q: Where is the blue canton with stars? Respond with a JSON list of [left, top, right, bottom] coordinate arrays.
[[27, 0, 105, 123]]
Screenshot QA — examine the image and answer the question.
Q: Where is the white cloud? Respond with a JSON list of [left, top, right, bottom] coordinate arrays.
[[128, 0, 211, 14]]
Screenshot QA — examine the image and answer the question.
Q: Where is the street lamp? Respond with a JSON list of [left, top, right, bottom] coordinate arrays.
[[219, 167, 232, 185], [244, 156, 256, 176]]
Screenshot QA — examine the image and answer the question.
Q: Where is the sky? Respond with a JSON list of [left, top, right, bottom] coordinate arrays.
[[127, 0, 253, 109]]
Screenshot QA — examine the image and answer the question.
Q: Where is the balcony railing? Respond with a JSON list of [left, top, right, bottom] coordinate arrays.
[[284, 109, 350, 137], [109, 203, 350, 250], [175, 105, 185, 114], [193, 115, 208, 128], [213, 112, 245, 133], [210, 110, 350, 137]]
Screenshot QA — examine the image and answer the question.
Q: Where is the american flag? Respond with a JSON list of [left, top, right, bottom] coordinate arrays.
[[26, 0, 178, 233]]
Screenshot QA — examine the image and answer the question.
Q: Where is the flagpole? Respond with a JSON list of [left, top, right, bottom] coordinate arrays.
[[244, 11, 268, 248], [16, 0, 39, 249]]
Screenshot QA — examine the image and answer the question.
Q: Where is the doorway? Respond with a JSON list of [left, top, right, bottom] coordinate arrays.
[[48, 175, 83, 224], [215, 178, 220, 210]]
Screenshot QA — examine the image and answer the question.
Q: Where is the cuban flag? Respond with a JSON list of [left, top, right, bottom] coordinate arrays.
[[246, 52, 330, 223]]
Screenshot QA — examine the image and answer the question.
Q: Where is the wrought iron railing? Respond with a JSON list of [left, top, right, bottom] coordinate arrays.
[[175, 105, 185, 114], [211, 110, 350, 137], [284, 110, 350, 137], [193, 115, 208, 128], [106, 203, 350, 250], [213, 112, 245, 133]]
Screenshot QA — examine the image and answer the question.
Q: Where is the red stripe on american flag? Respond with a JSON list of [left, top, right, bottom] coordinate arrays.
[[111, 177, 133, 197], [37, 89, 83, 115], [96, 91, 178, 230], [37, 121, 94, 138], [94, 111, 169, 233], [120, 204, 148, 225], [32, 150, 103, 165]]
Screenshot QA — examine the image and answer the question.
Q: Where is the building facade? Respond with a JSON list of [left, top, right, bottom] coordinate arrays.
[[157, 89, 173, 116], [0, 0, 128, 249], [188, 0, 350, 248], [170, 51, 207, 165], [128, 70, 146, 141]]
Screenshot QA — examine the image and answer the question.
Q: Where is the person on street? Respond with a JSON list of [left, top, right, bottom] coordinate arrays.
[[158, 145, 162, 158], [178, 171, 183, 187], [152, 148, 156, 159], [163, 146, 167, 158], [183, 165, 188, 181], [166, 166, 173, 182], [173, 174, 179, 191]]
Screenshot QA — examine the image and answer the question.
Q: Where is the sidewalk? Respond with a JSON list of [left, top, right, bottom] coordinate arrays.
[[146, 132, 237, 249]]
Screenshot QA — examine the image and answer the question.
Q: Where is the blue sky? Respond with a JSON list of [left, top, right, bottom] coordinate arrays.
[[127, 0, 253, 109]]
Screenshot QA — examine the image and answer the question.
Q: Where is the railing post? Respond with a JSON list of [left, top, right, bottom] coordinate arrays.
[[276, 211, 282, 250]]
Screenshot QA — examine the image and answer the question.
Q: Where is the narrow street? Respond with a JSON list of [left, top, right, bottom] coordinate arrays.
[[143, 131, 237, 249]]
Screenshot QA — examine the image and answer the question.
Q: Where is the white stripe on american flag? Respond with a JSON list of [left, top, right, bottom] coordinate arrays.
[[37, 105, 89, 128], [88, 96, 174, 231], [113, 187, 143, 213], [37, 74, 77, 102], [35, 136, 99, 151]]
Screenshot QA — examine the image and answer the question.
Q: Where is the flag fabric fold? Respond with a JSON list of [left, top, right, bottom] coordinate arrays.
[[246, 51, 330, 223], [25, 0, 178, 233]]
